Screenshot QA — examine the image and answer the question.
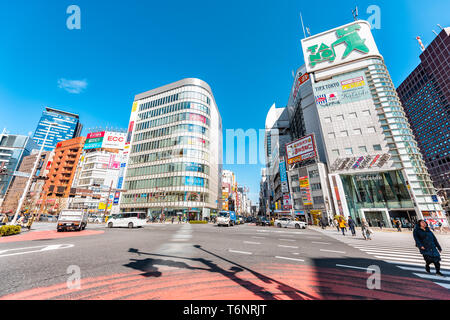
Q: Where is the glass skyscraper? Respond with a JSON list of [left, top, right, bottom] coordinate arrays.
[[397, 27, 449, 213], [32, 107, 82, 151]]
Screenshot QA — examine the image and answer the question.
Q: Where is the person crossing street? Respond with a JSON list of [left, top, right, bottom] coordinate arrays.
[[413, 220, 444, 277]]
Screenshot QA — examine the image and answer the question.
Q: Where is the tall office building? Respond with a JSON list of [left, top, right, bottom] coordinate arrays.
[[0, 130, 39, 209], [120, 78, 223, 220], [33, 107, 82, 151], [299, 20, 445, 227], [397, 27, 449, 212]]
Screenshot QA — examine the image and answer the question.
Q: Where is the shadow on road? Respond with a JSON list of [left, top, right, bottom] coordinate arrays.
[[124, 245, 318, 300]]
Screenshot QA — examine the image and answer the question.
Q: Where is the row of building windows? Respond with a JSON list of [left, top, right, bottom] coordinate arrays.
[[126, 162, 210, 178], [133, 123, 208, 143], [139, 90, 211, 113], [132, 136, 209, 153], [139, 101, 210, 121], [121, 191, 209, 204], [125, 176, 209, 191], [129, 148, 209, 165], [136, 112, 210, 132], [328, 126, 377, 139], [332, 144, 383, 157], [324, 110, 371, 123]]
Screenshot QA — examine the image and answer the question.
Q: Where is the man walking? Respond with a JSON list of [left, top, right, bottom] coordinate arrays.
[[413, 220, 444, 277], [348, 217, 356, 236], [338, 216, 347, 236]]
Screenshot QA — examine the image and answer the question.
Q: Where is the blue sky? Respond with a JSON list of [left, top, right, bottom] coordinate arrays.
[[0, 0, 448, 203]]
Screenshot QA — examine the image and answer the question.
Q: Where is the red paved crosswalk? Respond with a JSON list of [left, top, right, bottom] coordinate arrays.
[[0, 230, 104, 243]]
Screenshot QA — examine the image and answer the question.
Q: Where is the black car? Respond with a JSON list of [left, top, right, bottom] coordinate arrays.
[[256, 217, 270, 226]]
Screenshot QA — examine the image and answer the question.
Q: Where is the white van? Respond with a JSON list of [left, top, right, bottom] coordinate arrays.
[[106, 212, 147, 229]]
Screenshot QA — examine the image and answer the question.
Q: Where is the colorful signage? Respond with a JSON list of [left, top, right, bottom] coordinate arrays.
[[299, 176, 313, 206], [285, 134, 317, 165], [301, 21, 381, 73], [293, 70, 310, 101], [279, 160, 289, 193]]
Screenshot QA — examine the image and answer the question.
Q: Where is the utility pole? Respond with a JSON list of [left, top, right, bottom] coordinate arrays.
[[11, 123, 56, 225]]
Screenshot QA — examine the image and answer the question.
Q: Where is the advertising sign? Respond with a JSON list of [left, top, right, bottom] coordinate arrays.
[[103, 132, 126, 149], [313, 70, 371, 108], [279, 160, 289, 193], [301, 21, 381, 73], [285, 134, 317, 165], [185, 176, 205, 187], [283, 194, 292, 210], [113, 191, 120, 205], [299, 176, 313, 206], [293, 70, 310, 101]]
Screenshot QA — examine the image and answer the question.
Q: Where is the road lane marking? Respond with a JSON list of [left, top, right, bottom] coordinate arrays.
[[0, 244, 74, 258], [278, 245, 299, 249], [244, 241, 261, 245], [275, 256, 304, 262], [413, 273, 450, 281], [312, 242, 330, 245], [375, 256, 450, 266], [279, 239, 296, 242], [228, 250, 252, 255], [397, 265, 450, 275], [435, 282, 450, 289], [336, 264, 377, 271], [252, 236, 265, 239], [320, 249, 346, 254]]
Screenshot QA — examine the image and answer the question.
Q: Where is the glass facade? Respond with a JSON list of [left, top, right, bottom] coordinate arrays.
[[33, 108, 82, 151]]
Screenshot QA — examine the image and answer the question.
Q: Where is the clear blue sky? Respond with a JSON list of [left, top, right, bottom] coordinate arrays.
[[0, 0, 448, 203]]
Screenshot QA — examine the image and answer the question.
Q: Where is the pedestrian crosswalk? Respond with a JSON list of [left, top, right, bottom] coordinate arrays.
[[316, 229, 450, 291]]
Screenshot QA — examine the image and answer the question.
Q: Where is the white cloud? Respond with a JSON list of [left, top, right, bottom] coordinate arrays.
[[57, 78, 88, 94]]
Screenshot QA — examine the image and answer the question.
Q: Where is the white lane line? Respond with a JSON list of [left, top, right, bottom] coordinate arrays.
[[307, 237, 323, 239], [312, 242, 331, 245], [292, 253, 300, 255], [336, 264, 377, 271], [244, 241, 261, 245], [320, 249, 346, 254], [413, 273, 450, 281], [435, 282, 450, 289], [397, 265, 450, 275], [252, 236, 265, 239], [0, 244, 74, 258], [362, 251, 450, 262], [279, 239, 296, 242], [278, 245, 299, 249], [375, 256, 450, 266], [229, 249, 252, 255], [276, 256, 304, 262]]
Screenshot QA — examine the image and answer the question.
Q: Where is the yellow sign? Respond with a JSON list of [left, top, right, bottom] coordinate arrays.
[[311, 210, 322, 215], [132, 102, 138, 112]]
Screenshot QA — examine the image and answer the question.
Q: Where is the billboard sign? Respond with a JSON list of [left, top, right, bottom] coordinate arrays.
[[279, 160, 289, 193], [312, 70, 371, 108], [103, 132, 126, 149], [285, 134, 317, 165], [301, 21, 381, 73]]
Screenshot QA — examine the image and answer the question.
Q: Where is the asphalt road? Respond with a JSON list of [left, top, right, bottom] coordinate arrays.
[[1, 223, 449, 300]]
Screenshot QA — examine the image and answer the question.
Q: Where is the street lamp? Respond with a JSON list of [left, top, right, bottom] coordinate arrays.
[[11, 123, 57, 225]]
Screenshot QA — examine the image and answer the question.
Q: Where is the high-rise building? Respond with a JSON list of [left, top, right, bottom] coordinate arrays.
[[39, 137, 86, 215], [299, 20, 445, 227], [222, 170, 236, 211], [397, 27, 449, 214], [33, 107, 82, 151], [70, 130, 127, 214], [0, 130, 39, 209], [119, 78, 223, 221]]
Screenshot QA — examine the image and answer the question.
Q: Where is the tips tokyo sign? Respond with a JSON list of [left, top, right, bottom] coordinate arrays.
[[301, 21, 381, 74]]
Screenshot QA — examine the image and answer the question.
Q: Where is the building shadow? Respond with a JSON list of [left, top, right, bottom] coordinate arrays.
[[310, 257, 449, 300]]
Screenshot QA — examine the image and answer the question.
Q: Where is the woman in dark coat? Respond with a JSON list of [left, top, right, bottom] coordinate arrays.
[[413, 220, 444, 276]]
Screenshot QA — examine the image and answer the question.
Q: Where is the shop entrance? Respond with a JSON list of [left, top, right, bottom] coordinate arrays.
[[389, 210, 416, 228], [363, 211, 386, 228]]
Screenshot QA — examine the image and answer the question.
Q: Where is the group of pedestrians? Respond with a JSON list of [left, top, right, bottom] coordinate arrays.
[[332, 216, 373, 240], [0, 213, 36, 230]]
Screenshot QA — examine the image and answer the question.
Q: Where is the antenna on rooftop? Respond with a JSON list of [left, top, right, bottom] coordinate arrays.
[[300, 12, 307, 39], [437, 24, 443, 30], [352, 6, 359, 21], [416, 36, 425, 52]]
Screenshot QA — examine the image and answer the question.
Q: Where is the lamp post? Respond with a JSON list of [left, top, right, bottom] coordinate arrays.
[[11, 123, 57, 225]]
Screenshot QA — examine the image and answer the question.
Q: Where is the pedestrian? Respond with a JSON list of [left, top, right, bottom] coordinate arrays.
[[26, 214, 35, 230], [413, 220, 444, 277], [396, 219, 402, 232], [348, 217, 356, 236], [361, 218, 372, 240], [437, 221, 442, 233], [171, 216, 174, 224], [338, 217, 347, 236], [334, 218, 340, 232], [1, 213, 8, 225], [378, 220, 383, 230], [178, 215, 181, 224]]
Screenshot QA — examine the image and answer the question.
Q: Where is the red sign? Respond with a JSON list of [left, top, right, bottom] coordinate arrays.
[[293, 72, 310, 101], [285, 134, 317, 165], [189, 114, 206, 123], [87, 131, 105, 139], [46, 161, 52, 170]]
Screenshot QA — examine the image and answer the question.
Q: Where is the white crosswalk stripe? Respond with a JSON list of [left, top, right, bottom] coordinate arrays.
[[316, 229, 450, 290]]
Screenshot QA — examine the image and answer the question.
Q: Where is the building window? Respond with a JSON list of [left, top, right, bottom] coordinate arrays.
[[345, 148, 353, 155], [341, 130, 348, 137], [368, 126, 376, 133], [373, 144, 382, 151], [324, 117, 332, 123], [349, 112, 357, 119], [362, 110, 371, 116], [328, 132, 336, 139], [353, 128, 362, 135], [336, 115, 344, 121], [359, 146, 367, 153], [332, 149, 340, 156]]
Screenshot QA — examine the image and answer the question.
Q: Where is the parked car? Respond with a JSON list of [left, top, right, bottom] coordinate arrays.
[[88, 215, 103, 223], [245, 216, 255, 223], [57, 210, 88, 232], [275, 217, 307, 229], [256, 216, 270, 226], [106, 212, 146, 229]]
